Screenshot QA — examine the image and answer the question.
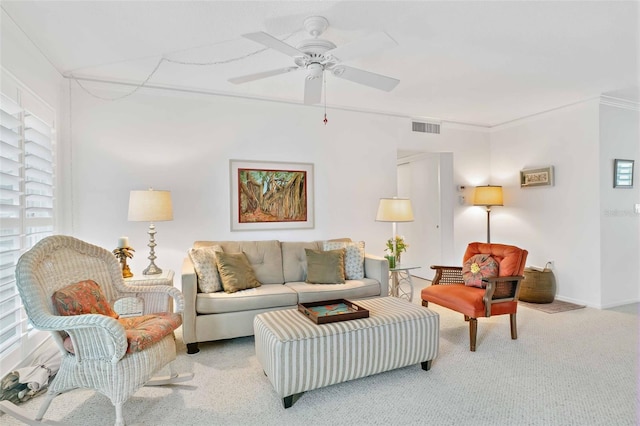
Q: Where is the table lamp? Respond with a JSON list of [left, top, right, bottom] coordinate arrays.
[[473, 185, 503, 243], [375, 197, 414, 265], [128, 188, 173, 275]]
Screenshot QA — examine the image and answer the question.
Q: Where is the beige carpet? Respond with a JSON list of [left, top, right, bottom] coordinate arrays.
[[519, 299, 586, 313], [1, 294, 638, 426]]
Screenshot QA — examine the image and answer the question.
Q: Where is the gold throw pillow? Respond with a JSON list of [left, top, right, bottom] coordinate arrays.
[[215, 251, 262, 293], [305, 248, 346, 284]]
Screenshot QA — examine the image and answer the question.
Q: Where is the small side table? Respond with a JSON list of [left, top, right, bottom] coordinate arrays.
[[124, 269, 175, 313], [389, 265, 421, 302]]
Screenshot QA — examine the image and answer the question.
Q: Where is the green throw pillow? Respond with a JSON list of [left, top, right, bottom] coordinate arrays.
[[215, 251, 262, 294], [305, 248, 346, 284]]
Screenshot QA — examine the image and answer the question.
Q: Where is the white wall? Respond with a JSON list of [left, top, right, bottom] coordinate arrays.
[[69, 83, 405, 285], [398, 124, 492, 263], [397, 101, 639, 308], [490, 100, 603, 307], [599, 104, 640, 307]]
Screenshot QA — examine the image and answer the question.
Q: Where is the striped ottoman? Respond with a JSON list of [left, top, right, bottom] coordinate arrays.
[[253, 297, 439, 408]]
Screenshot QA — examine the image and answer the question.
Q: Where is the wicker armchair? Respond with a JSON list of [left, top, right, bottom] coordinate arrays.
[[8, 235, 193, 426], [421, 242, 528, 351]]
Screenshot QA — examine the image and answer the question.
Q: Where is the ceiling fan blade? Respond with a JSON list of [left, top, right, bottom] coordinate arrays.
[[228, 66, 299, 84], [332, 66, 399, 92], [326, 32, 397, 63], [243, 32, 306, 58], [304, 77, 323, 105]]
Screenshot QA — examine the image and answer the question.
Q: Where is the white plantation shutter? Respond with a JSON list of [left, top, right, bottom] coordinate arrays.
[[0, 73, 56, 364]]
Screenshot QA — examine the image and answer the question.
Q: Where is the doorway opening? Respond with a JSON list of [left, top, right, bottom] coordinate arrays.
[[396, 152, 454, 279]]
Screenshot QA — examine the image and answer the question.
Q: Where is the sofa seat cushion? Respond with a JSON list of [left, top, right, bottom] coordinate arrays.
[[196, 284, 298, 314], [286, 278, 381, 304], [421, 283, 517, 318]]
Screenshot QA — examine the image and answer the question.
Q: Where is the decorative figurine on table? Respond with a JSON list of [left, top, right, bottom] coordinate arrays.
[[113, 236, 135, 278]]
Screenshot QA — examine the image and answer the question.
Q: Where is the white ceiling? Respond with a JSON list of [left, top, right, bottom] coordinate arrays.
[[2, 1, 638, 126]]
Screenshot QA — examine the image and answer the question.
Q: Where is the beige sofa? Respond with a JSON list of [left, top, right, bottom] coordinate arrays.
[[181, 239, 389, 354]]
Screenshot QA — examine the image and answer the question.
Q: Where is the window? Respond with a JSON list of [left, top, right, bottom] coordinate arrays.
[[0, 72, 56, 368]]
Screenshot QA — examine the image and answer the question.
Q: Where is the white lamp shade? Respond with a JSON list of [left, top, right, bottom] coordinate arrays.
[[375, 198, 414, 222], [473, 186, 504, 206], [128, 189, 173, 222]]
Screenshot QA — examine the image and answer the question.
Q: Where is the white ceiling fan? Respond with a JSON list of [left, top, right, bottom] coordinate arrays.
[[228, 16, 400, 105]]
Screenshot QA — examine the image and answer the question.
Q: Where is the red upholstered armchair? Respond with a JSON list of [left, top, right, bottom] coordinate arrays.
[[421, 242, 528, 351]]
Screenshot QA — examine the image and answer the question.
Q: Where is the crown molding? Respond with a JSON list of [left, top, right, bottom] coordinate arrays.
[[599, 95, 640, 111], [64, 74, 411, 120], [67, 75, 637, 132], [66, 74, 498, 130], [489, 97, 602, 131], [440, 120, 491, 132]]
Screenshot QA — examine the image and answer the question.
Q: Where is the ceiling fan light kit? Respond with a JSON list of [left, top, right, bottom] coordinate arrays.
[[229, 16, 400, 107]]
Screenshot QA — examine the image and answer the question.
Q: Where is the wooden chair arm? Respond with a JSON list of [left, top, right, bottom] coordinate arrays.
[[429, 265, 464, 285], [482, 275, 525, 317], [430, 265, 462, 271], [483, 275, 525, 283]]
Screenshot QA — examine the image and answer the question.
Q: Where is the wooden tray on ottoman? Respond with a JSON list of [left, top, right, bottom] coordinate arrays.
[[298, 299, 369, 324]]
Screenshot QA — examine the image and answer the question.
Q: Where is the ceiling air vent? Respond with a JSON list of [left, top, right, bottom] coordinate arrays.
[[412, 121, 441, 134]]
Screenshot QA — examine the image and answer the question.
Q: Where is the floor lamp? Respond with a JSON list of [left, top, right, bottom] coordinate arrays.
[[375, 197, 414, 264], [473, 185, 503, 243], [128, 188, 173, 275]]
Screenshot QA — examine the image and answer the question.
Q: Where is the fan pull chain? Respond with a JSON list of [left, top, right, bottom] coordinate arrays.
[[323, 73, 328, 125]]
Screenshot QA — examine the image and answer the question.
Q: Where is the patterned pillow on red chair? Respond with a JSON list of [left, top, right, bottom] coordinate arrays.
[[462, 254, 498, 288]]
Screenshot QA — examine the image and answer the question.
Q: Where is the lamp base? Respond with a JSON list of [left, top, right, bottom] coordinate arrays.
[[486, 207, 492, 243], [143, 262, 162, 276], [143, 222, 162, 275]]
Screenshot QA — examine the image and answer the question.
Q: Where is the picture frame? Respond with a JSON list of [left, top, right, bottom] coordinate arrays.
[[230, 160, 314, 231], [520, 166, 554, 188], [613, 159, 634, 188]]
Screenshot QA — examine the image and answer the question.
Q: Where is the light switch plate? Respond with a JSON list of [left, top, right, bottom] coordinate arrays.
[[635, 204, 640, 214]]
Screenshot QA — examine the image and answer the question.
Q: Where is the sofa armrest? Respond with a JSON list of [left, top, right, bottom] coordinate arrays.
[[181, 256, 198, 345], [364, 254, 389, 297]]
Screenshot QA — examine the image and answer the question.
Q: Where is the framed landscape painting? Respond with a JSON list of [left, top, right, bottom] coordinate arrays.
[[230, 160, 314, 231]]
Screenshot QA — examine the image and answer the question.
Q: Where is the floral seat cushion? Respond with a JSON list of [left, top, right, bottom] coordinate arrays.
[[54, 279, 181, 354], [118, 313, 182, 353], [64, 312, 182, 354]]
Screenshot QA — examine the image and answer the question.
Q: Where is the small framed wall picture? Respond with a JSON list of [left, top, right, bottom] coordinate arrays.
[[613, 159, 634, 188], [520, 166, 554, 188]]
